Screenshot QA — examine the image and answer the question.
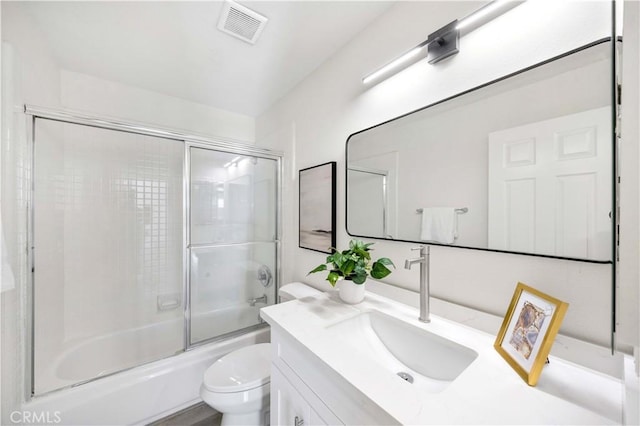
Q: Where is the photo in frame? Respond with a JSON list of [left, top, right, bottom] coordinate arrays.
[[494, 282, 569, 386], [299, 162, 336, 254]]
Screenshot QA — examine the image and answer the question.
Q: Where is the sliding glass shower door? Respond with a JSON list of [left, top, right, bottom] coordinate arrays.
[[188, 147, 278, 345], [30, 112, 280, 396], [33, 119, 185, 395]]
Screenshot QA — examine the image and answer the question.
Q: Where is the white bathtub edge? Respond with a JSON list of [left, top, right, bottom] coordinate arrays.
[[23, 328, 269, 426]]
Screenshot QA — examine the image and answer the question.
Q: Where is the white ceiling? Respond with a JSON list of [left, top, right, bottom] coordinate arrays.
[[21, 1, 395, 117]]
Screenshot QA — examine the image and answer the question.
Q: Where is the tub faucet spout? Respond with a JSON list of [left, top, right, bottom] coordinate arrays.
[[404, 246, 430, 323], [249, 294, 267, 307]]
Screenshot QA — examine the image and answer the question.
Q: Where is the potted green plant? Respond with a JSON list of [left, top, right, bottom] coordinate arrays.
[[308, 239, 394, 303]]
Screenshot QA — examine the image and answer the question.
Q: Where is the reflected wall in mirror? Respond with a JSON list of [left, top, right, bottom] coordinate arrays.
[[346, 41, 614, 262]]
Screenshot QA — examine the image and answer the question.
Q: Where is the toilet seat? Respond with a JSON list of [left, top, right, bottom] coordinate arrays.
[[203, 343, 271, 393]]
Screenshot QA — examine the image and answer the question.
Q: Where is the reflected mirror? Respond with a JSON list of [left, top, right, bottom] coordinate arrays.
[[346, 41, 614, 262]]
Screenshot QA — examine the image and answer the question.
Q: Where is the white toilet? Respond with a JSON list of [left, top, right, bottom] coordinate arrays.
[[200, 282, 322, 426]]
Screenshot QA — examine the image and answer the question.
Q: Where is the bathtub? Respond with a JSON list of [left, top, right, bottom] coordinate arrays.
[[24, 307, 270, 425]]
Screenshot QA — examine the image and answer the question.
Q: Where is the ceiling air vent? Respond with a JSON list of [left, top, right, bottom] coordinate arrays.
[[217, 0, 268, 45]]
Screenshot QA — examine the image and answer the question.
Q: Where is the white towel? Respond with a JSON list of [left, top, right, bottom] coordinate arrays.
[[420, 207, 457, 244]]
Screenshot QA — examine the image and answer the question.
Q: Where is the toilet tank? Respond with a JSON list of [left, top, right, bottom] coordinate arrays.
[[278, 282, 323, 303]]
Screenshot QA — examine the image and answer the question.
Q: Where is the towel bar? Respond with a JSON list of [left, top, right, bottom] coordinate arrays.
[[416, 207, 468, 214]]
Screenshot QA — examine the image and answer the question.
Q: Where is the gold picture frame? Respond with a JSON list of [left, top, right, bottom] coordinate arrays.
[[494, 282, 569, 386]]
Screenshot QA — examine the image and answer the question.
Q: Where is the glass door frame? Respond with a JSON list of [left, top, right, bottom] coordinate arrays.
[[24, 105, 282, 398]]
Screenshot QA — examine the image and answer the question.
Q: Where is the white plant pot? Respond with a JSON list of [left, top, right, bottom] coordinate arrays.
[[339, 279, 365, 304]]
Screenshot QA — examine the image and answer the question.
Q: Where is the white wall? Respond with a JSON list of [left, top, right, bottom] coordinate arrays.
[[59, 70, 255, 143], [257, 1, 637, 350], [1, 3, 62, 423]]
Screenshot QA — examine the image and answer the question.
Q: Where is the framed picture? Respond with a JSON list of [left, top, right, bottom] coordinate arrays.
[[299, 162, 336, 254], [494, 282, 568, 386]]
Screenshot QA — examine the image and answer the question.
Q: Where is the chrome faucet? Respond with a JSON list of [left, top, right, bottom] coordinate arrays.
[[248, 294, 267, 307], [404, 246, 430, 323]]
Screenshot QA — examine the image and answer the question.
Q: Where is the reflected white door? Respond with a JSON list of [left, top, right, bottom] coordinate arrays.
[[347, 169, 386, 237], [488, 106, 611, 260]]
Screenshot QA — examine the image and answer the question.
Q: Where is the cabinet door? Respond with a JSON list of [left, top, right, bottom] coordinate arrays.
[[271, 366, 311, 426], [308, 407, 334, 426], [271, 366, 336, 426]]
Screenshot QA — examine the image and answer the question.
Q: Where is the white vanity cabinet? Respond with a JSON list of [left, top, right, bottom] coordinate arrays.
[[270, 330, 344, 426], [271, 366, 333, 426], [269, 327, 398, 426], [270, 328, 344, 426]]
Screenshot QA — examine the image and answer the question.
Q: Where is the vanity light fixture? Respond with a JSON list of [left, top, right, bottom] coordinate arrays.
[[457, 0, 509, 30], [426, 20, 459, 65], [456, 0, 524, 32], [362, 46, 425, 85], [362, 0, 525, 85]]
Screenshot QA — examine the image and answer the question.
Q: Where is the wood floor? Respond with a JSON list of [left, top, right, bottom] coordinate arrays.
[[148, 402, 221, 426]]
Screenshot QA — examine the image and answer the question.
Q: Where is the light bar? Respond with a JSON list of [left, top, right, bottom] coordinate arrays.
[[362, 46, 425, 85], [362, 0, 525, 86], [457, 0, 509, 30]]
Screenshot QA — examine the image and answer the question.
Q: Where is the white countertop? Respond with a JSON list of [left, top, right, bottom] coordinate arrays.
[[261, 291, 623, 425]]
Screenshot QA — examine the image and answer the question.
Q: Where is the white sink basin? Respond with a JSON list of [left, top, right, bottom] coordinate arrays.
[[326, 310, 478, 392]]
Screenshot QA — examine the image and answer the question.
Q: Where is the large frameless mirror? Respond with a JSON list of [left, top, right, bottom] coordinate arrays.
[[346, 40, 615, 263]]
